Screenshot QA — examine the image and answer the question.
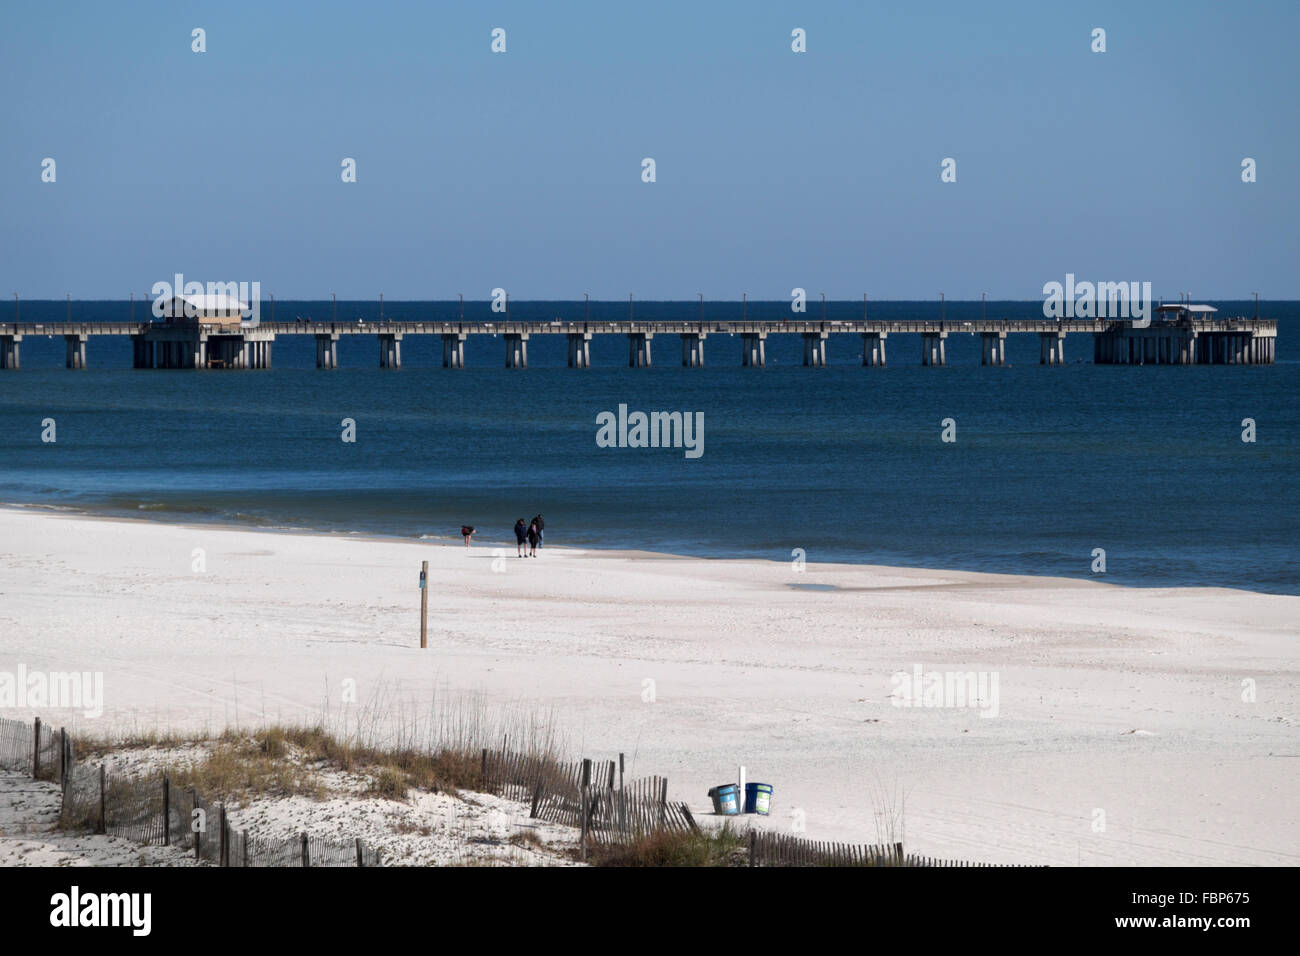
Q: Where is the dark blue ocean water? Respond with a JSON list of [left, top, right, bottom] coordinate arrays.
[[2, 300, 1297, 594]]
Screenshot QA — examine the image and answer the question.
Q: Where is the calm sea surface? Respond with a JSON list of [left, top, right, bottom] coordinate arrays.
[[2, 300, 1297, 594]]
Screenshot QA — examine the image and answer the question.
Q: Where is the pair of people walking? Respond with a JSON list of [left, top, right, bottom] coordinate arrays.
[[514, 514, 545, 557]]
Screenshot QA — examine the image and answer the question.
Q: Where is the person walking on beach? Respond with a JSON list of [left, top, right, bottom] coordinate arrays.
[[460, 524, 475, 547], [532, 514, 545, 553], [527, 518, 540, 558], [514, 518, 528, 557]]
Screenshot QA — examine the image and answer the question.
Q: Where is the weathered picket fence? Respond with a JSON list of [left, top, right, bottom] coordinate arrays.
[[748, 830, 1040, 867], [749, 830, 904, 866], [480, 749, 699, 856]]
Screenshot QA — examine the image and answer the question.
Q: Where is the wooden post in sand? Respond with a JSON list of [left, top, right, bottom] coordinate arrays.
[[419, 561, 428, 649], [579, 758, 592, 860]]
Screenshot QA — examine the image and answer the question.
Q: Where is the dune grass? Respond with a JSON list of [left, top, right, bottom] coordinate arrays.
[[584, 823, 748, 867]]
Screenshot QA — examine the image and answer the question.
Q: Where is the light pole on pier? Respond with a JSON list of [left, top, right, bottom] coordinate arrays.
[[982, 292, 986, 323], [1253, 291, 1259, 320], [940, 292, 945, 327], [743, 292, 747, 322], [270, 293, 275, 324], [629, 293, 633, 321], [458, 293, 463, 323], [66, 294, 71, 323], [820, 292, 826, 323], [698, 293, 703, 322], [863, 293, 867, 320], [13, 293, 17, 323], [331, 292, 337, 325]]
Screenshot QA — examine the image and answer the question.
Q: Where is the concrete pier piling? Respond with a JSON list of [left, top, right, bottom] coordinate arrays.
[[442, 333, 467, 368], [862, 331, 887, 367], [802, 331, 828, 367], [740, 332, 767, 367], [505, 332, 529, 368], [63, 334, 88, 369], [0, 334, 20, 369], [980, 331, 1006, 366], [627, 332, 653, 367], [1092, 324, 1275, 365], [921, 332, 947, 366], [568, 332, 593, 368], [131, 335, 152, 369], [679, 332, 705, 367], [377, 333, 401, 369], [315, 333, 339, 369], [1039, 332, 1065, 365]]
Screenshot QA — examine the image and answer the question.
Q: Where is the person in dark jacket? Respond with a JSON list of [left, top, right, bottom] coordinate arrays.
[[527, 519, 540, 557], [513, 518, 528, 557], [532, 514, 545, 552], [460, 524, 475, 547]]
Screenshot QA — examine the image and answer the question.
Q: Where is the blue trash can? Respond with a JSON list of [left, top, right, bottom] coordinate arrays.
[[744, 783, 773, 815], [708, 783, 741, 815]]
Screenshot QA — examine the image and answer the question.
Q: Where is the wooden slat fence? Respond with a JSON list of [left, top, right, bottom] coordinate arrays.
[[749, 830, 903, 866], [748, 831, 1041, 867], [481, 749, 698, 845]]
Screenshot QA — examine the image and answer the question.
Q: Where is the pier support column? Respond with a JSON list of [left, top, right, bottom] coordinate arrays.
[[980, 332, 1007, 366], [442, 333, 466, 368], [921, 332, 947, 366], [679, 332, 705, 367], [740, 332, 767, 367], [627, 332, 653, 367], [315, 334, 339, 369], [1039, 332, 1065, 365], [0, 334, 20, 370], [505, 332, 529, 368], [64, 334, 88, 369], [568, 332, 593, 368], [801, 332, 828, 367], [378, 333, 402, 369], [862, 332, 887, 367]]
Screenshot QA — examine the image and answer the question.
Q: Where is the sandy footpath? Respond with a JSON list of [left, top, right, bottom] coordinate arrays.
[[0, 506, 1296, 866]]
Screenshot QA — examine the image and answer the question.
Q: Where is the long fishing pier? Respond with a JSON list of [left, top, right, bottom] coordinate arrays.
[[0, 316, 1278, 370]]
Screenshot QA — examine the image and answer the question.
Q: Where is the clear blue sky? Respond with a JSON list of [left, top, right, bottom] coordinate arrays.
[[1, 0, 1296, 299]]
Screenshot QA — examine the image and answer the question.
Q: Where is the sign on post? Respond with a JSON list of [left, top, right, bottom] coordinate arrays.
[[419, 560, 428, 649]]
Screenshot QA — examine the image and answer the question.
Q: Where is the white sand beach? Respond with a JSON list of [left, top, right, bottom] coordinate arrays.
[[0, 506, 1296, 866]]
